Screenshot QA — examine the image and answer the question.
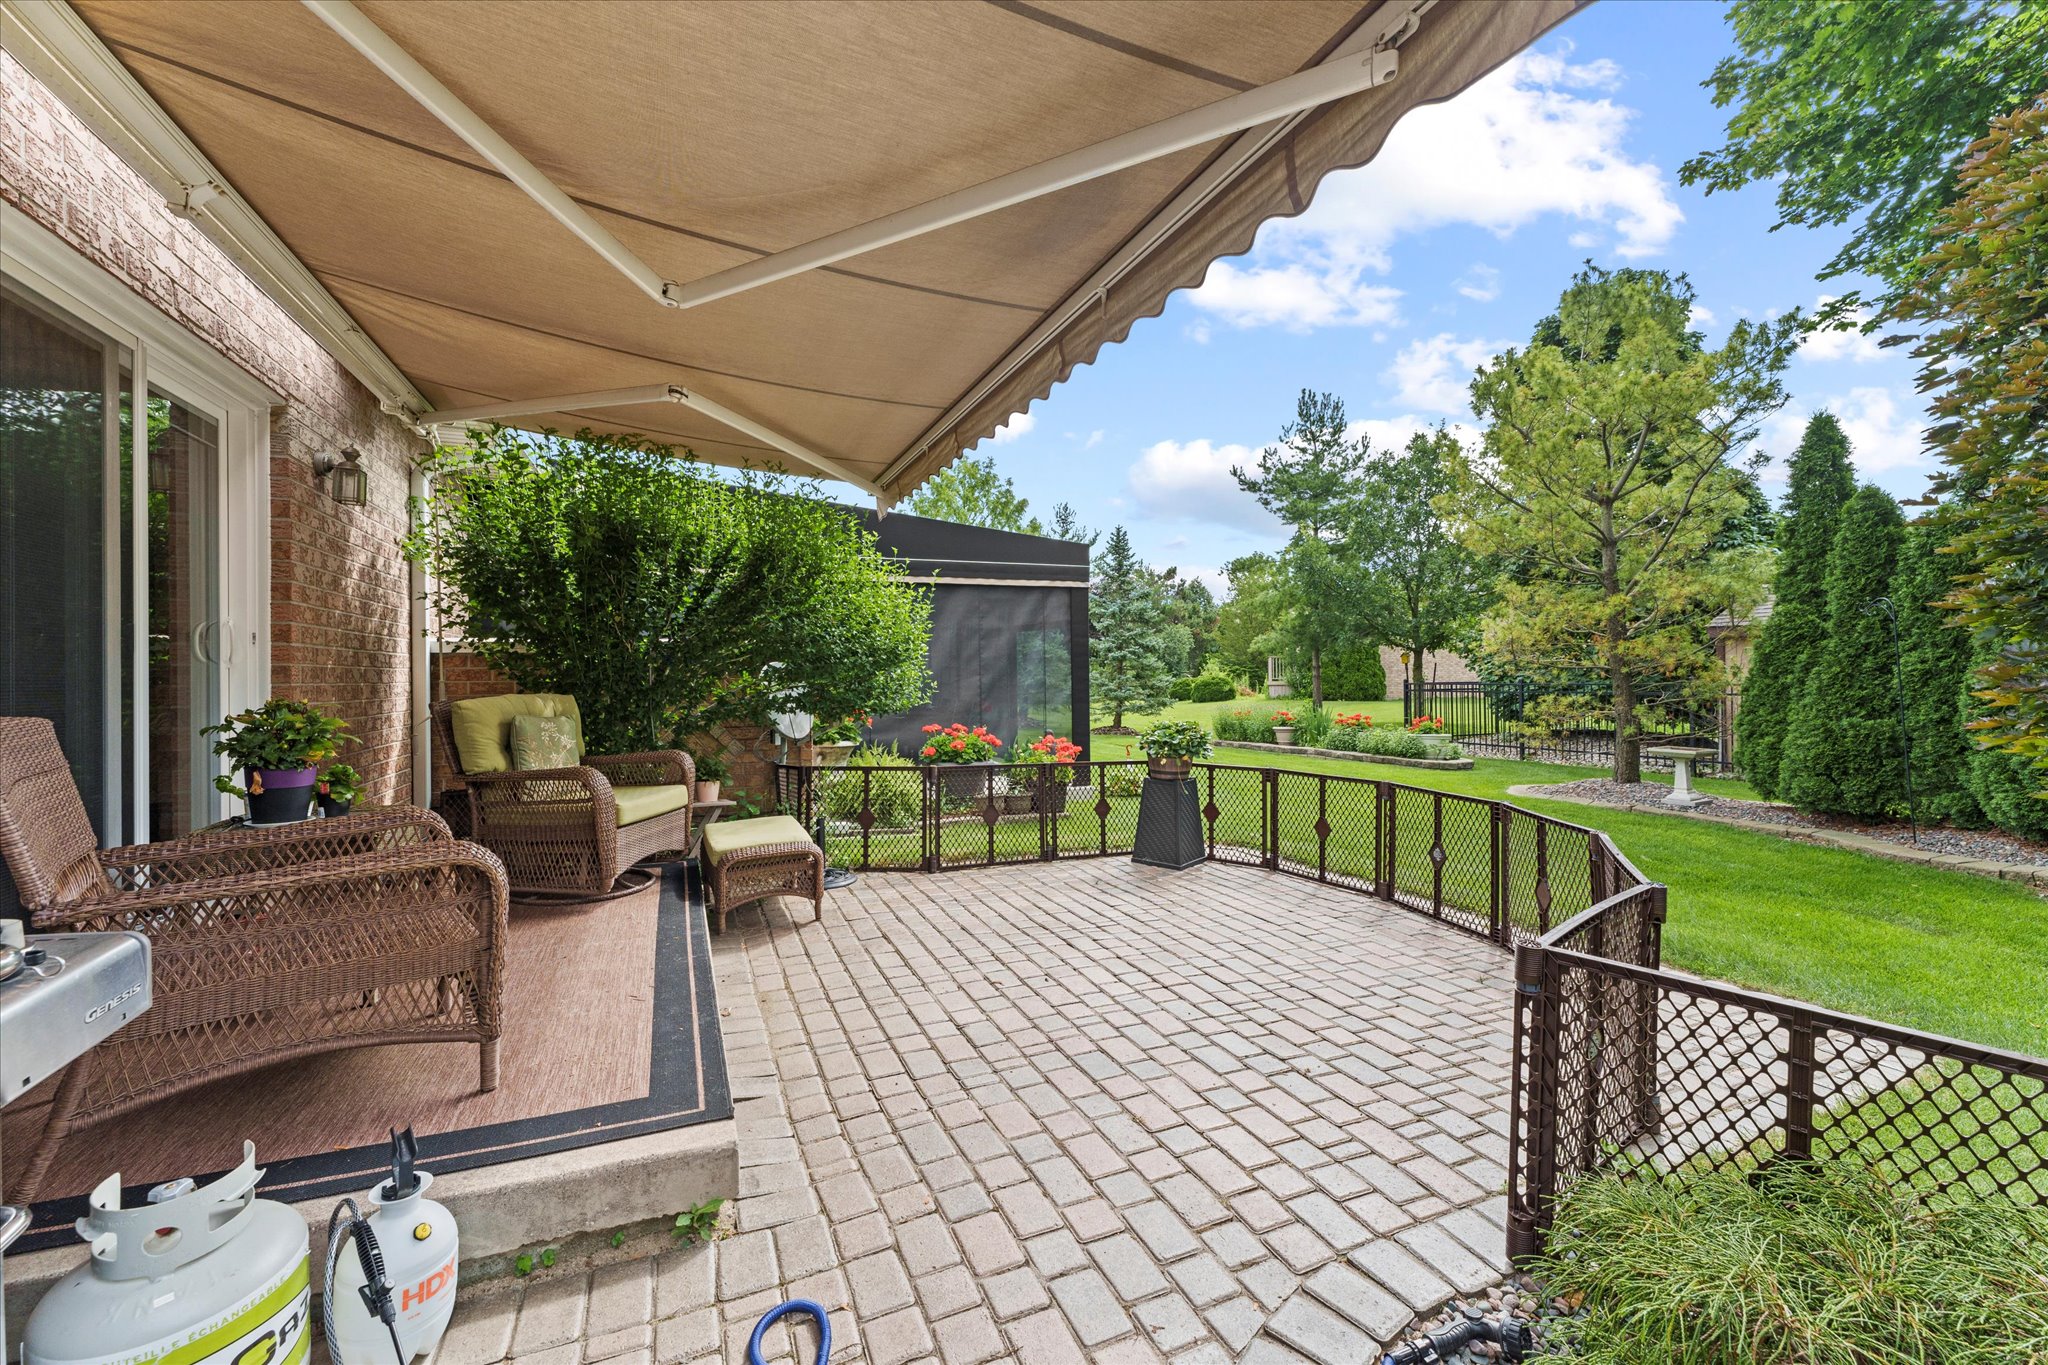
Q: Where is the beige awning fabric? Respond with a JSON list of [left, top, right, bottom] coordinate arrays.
[[56, 0, 1580, 503]]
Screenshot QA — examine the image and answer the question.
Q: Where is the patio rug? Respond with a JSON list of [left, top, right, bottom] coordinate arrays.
[[6, 862, 728, 1255]]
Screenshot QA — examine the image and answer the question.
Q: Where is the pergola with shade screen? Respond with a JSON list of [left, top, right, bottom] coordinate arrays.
[[4, 0, 1579, 504]]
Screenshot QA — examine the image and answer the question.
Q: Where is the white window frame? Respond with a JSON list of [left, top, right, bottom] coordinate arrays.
[[3, 201, 279, 838]]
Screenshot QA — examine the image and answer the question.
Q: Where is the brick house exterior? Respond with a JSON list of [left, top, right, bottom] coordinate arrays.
[[4, 48, 426, 806]]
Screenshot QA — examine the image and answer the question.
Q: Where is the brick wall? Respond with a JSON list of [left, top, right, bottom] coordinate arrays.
[[2, 52, 425, 806]]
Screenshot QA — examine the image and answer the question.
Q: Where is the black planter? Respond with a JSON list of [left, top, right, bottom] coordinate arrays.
[[319, 796, 354, 818], [1133, 776, 1203, 870], [245, 766, 317, 824], [936, 762, 996, 803]]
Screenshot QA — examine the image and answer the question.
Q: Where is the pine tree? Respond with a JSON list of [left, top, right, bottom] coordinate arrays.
[[1090, 526, 1173, 729], [1891, 523, 1982, 825], [1737, 413, 1855, 798], [1782, 486, 1907, 815]]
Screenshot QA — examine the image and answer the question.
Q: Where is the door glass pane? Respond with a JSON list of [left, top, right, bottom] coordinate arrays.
[[147, 392, 221, 838], [0, 284, 123, 858]]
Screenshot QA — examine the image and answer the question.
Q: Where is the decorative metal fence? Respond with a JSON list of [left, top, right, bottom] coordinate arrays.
[[1508, 870, 2048, 1260], [772, 761, 1614, 946], [1402, 679, 1741, 775]]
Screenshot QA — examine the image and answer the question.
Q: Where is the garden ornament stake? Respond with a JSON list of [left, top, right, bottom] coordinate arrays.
[[1863, 596, 1918, 845]]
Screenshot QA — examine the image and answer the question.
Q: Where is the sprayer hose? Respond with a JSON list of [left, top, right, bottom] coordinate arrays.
[[747, 1299, 831, 1365]]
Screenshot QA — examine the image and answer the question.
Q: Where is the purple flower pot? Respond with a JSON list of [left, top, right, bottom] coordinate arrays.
[[247, 765, 317, 824]]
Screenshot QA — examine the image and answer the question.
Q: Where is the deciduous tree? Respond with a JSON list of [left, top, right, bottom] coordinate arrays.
[[1351, 427, 1492, 700], [1736, 413, 1857, 798], [1895, 94, 2048, 792], [1682, 0, 2048, 323], [904, 453, 1044, 534], [1234, 390, 1370, 706], [1456, 266, 1796, 782], [408, 428, 932, 752]]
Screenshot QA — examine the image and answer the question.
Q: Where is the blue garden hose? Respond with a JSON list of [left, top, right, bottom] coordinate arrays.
[[747, 1298, 831, 1365]]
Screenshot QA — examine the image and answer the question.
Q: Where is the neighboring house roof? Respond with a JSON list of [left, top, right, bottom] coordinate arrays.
[[17, 0, 1580, 505], [1708, 595, 1775, 633]]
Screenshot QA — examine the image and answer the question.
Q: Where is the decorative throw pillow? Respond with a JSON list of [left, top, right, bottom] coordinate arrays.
[[510, 714, 580, 771]]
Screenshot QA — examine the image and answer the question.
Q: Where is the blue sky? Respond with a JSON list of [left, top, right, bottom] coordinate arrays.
[[906, 3, 1933, 588]]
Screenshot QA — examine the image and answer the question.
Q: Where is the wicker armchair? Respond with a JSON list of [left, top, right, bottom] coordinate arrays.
[[429, 697, 694, 903], [0, 716, 507, 1204]]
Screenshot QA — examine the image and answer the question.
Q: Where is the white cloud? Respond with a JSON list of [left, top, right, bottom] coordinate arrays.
[[1183, 318, 1213, 344], [1568, 231, 1602, 248], [1083, 429, 1105, 449], [1385, 333, 1509, 415], [1187, 260, 1401, 332], [1127, 439, 1283, 533], [1455, 264, 1501, 302], [1797, 297, 1885, 363], [1180, 44, 1680, 334], [1688, 304, 1715, 326], [986, 412, 1035, 445], [1755, 387, 1930, 482]]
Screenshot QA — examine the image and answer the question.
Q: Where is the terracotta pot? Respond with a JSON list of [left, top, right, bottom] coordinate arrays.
[[694, 779, 721, 803], [1146, 756, 1193, 780]]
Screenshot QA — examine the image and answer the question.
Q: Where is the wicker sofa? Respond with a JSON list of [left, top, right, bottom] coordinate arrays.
[[0, 716, 507, 1203], [430, 695, 694, 903]]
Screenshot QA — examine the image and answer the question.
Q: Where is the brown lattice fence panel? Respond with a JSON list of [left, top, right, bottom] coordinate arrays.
[[1509, 883, 2048, 1261]]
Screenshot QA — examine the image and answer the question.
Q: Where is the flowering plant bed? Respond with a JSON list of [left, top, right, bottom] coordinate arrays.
[[1407, 714, 1446, 734], [917, 723, 1002, 763], [1332, 711, 1374, 729]]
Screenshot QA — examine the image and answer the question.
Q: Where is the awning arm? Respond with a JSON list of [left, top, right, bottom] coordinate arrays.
[[660, 28, 1410, 311], [305, 0, 1414, 317], [302, 0, 679, 309], [420, 384, 885, 497]]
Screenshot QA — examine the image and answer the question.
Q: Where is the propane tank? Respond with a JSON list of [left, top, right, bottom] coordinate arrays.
[[23, 1143, 312, 1365], [326, 1128, 458, 1364]]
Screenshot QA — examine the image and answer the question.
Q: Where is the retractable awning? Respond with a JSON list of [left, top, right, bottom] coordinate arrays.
[[4, 0, 1579, 504]]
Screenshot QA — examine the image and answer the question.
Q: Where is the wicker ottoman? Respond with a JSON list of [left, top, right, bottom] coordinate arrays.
[[700, 815, 825, 933]]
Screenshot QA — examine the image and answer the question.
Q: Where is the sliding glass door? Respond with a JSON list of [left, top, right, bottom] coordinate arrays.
[[1, 281, 225, 851]]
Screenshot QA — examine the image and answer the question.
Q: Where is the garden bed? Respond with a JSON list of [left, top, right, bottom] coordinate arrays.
[[1514, 778, 2048, 886], [1221, 740, 1473, 770]]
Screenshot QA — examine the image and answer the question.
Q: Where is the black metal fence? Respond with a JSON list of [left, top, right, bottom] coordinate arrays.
[[1402, 679, 1740, 775], [773, 760, 1619, 946], [1508, 869, 2048, 1260]]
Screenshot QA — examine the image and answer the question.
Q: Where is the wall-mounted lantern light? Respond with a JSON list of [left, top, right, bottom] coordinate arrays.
[[313, 447, 368, 506]]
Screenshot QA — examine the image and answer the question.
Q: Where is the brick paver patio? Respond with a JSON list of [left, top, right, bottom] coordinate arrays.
[[430, 858, 1521, 1365]]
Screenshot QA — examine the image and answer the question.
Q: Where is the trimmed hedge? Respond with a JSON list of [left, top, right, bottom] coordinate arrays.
[[1190, 673, 1238, 703]]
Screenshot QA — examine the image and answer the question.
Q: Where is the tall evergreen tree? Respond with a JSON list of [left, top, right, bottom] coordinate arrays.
[[1737, 413, 1856, 797], [1891, 523, 1982, 825], [1089, 526, 1173, 729], [1782, 486, 1907, 816], [1966, 636, 2048, 839]]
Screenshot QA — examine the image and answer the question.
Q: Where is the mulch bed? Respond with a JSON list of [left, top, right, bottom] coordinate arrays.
[[1520, 778, 2048, 869]]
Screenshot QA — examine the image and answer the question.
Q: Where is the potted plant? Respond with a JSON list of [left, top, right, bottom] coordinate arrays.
[[204, 698, 352, 825], [316, 763, 361, 818], [693, 753, 728, 804], [1271, 709, 1297, 746], [1137, 719, 1211, 779], [1407, 714, 1446, 734], [1015, 733, 1082, 814], [814, 713, 870, 766], [916, 723, 1003, 801]]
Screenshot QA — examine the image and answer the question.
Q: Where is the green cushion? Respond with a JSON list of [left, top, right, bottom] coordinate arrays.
[[510, 714, 580, 771], [701, 815, 814, 864], [449, 693, 583, 773], [612, 784, 693, 828]]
